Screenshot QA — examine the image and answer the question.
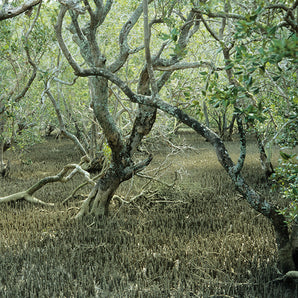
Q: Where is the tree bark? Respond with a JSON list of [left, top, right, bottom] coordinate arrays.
[[76, 166, 121, 218], [0, 0, 41, 21], [255, 131, 274, 179], [203, 101, 210, 128]]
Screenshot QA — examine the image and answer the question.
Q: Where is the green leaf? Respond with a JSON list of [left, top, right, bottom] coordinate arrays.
[[246, 76, 253, 87], [280, 151, 292, 160], [225, 64, 234, 70], [159, 33, 170, 40]]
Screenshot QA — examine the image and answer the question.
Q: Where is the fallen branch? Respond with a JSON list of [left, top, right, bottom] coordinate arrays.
[[0, 162, 96, 207], [0, 191, 54, 206], [136, 171, 178, 188], [268, 271, 298, 283]]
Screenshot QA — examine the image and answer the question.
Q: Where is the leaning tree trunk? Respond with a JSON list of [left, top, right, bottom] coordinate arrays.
[[159, 102, 297, 273]]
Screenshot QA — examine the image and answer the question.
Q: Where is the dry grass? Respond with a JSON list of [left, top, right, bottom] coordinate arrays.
[[0, 134, 297, 297]]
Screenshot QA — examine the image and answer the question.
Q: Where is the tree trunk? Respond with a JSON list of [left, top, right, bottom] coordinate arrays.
[[0, 140, 6, 177], [76, 166, 121, 218], [203, 101, 210, 128], [0, 110, 8, 177], [227, 114, 236, 141], [255, 131, 274, 179]]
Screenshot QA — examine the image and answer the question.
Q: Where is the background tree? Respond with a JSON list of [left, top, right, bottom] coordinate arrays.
[[0, 1, 44, 176]]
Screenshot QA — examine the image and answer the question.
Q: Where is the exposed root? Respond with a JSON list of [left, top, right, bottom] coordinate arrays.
[[74, 187, 97, 219]]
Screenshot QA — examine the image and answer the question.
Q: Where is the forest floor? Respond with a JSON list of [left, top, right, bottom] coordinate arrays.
[[0, 133, 297, 297]]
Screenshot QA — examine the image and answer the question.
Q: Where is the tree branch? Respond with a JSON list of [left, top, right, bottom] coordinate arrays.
[[154, 60, 222, 71], [109, 1, 152, 73], [0, 0, 41, 21], [143, 0, 158, 95], [55, 5, 82, 74], [45, 87, 88, 156], [192, 8, 245, 20]]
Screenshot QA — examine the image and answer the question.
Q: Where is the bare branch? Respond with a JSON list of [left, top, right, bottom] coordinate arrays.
[[45, 84, 88, 156], [154, 61, 222, 71], [55, 6, 82, 74], [0, 161, 99, 206], [109, 1, 152, 73], [58, 0, 86, 14], [200, 15, 221, 42], [13, 1, 42, 103], [192, 8, 245, 20], [0, 0, 41, 21], [143, 0, 158, 95], [123, 154, 153, 181]]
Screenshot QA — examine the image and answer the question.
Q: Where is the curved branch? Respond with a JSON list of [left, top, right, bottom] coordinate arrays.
[[109, 1, 152, 73], [123, 154, 153, 181], [143, 0, 158, 95], [192, 8, 245, 20], [55, 5, 82, 74], [13, 1, 42, 103], [154, 60, 222, 71], [200, 15, 221, 42], [45, 86, 88, 156], [0, 0, 41, 21]]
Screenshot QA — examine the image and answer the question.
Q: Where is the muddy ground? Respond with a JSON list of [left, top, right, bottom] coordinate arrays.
[[0, 133, 297, 297]]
